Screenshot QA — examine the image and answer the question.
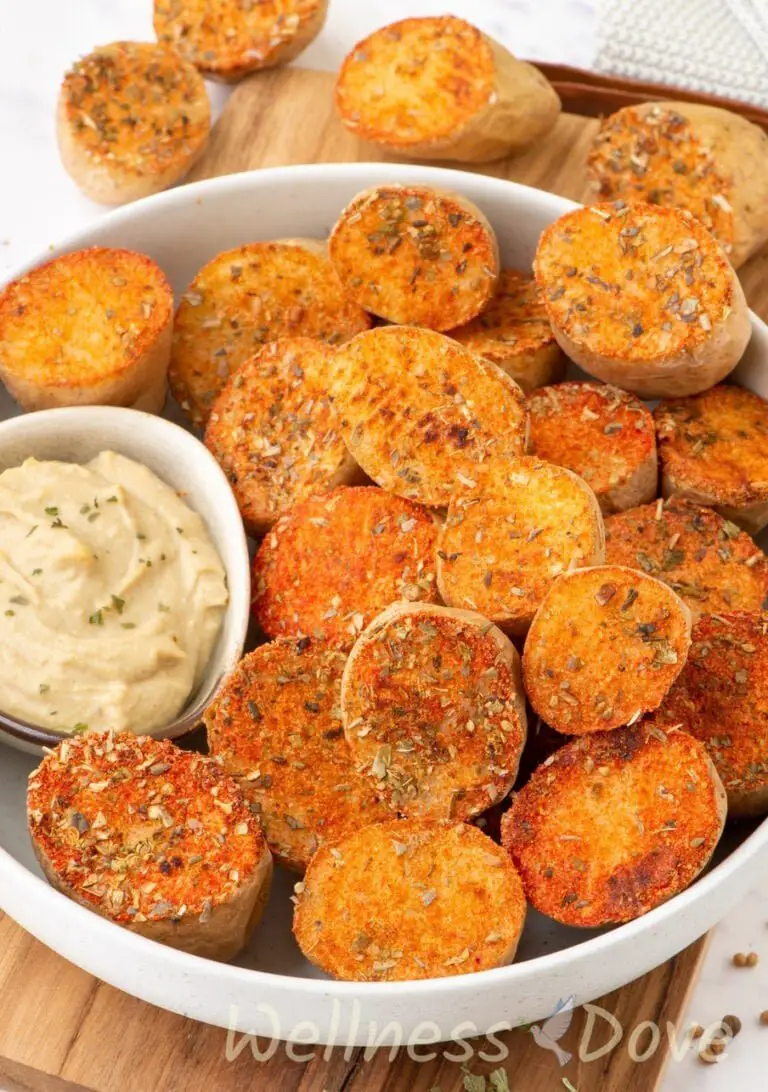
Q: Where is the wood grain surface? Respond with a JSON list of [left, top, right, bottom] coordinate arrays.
[[2, 62, 763, 1092], [0, 911, 709, 1092]]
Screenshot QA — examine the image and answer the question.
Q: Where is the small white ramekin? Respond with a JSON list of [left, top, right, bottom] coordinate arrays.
[[0, 405, 250, 754]]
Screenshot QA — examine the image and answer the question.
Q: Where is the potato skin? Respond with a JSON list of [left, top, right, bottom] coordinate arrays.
[[326, 325, 528, 507], [501, 722, 726, 927], [27, 731, 272, 962], [534, 201, 751, 399], [335, 16, 559, 163], [57, 41, 210, 205], [437, 457, 605, 636], [448, 269, 566, 391], [252, 486, 439, 645], [341, 602, 527, 820], [154, 0, 328, 82], [204, 338, 361, 535], [294, 819, 527, 981], [657, 612, 768, 817], [605, 499, 768, 618], [523, 565, 692, 735], [169, 239, 371, 426], [205, 640, 390, 870], [587, 101, 768, 269], [655, 385, 768, 534], [328, 184, 499, 329], [528, 381, 658, 513], [0, 247, 173, 413]]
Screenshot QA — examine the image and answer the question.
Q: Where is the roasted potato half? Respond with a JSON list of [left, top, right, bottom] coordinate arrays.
[[523, 565, 692, 735], [27, 731, 273, 962], [294, 819, 527, 981], [0, 247, 173, 413], [655, 385, 768, 533], [335, 15, 560, 163], [328, 184, 499, 329], [57, 41, 210, 205], [154, 0, 328, 82], [502, 722, 726, 927], [587, 101, 768, 268], [534, 201, 751, 399], [528, 381, 657, 513], [448, 269, 566, 391], [341, 602, 527, 820]]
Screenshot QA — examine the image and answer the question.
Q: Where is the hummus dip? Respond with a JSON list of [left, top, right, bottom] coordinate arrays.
[[0, 451, 228, 734]]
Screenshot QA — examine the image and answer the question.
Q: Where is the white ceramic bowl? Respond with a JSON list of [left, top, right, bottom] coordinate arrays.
[[1, 162, 767, 1047], [0, 406, 251, 754]]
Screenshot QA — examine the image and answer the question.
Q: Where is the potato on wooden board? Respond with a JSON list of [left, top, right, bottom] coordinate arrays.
[[251, 486, 439, 645], [657, 612, 768, 818], [605, 499, 768, 618], [205, 640, 389, 871], [501, 722, 726, 927], [153, 0, 328, 82], [326, 325, 528, 507], [437, 457, 605, 636], [341, 603, 527, 820], [27, 731, 272, 962], [447, 269, 566, 391], [0, 247, 173, 413], [328, 184, 499, 329], [204, 337, 361, 536], [655, 384, 768, 534], [528, 381, 657, 513], [334, 15, 560, 163], [523, 565, 692, 735], [587, 101, 768, 268], [169, 239, 370, 427], [57, 41, 210, 206], [534, 201, 751, 399], [293, 819, 526, 981]]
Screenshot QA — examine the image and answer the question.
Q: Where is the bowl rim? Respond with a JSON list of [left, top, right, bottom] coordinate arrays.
[[1, 160, 767, 1015], [0, 405, 251, 750]]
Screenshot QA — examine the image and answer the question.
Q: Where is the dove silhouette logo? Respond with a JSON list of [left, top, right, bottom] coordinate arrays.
[[529, 995, 575, 1066]]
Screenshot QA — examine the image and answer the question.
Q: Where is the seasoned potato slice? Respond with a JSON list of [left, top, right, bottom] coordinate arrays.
[[437, 457, 605, 635], [587, 102, 768, 268], [206, 640, 389, 870], [27, 730, 272, 961], [655, 385, 768, 533], [0, 247, 173, 413], [169, 240, 370, 426], [335, 16, 560, 163], [501, 722, 726, 927], [534, 201, 751, 399], [154, 0, 328, 82], [523, 565, 692, 735], [205, 338, 360, 535], [341, 603, 527, 819], [252, 486, 439, 644], [327, 325, 527, 507], [657, 612, 768, 817], [328, 185, 499, 329], [605, 499, 768, 617], [57, 41, 210, 205], [293, 819, 526, 981], [528, 381, 657, 513], [447, 269, 566, 391]]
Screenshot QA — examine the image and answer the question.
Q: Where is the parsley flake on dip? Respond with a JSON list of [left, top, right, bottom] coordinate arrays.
[[0, 451, 228, 735]]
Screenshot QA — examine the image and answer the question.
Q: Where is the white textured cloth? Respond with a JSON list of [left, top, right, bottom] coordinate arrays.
[[595, 0, 768, 106]]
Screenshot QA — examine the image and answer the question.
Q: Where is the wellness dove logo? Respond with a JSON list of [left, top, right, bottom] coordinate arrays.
[[529, 995, 575, 1066]]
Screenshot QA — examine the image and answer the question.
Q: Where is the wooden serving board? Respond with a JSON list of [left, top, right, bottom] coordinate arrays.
[[1, 64, 760, 1092]]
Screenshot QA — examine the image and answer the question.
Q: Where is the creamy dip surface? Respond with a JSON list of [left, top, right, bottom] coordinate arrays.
[[0, 451, 228, 735]]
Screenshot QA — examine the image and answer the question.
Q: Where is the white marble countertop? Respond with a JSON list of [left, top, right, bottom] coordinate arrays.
[[1, 3, 767, 1090]]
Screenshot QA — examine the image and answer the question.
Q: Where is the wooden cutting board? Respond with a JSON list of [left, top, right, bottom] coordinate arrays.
[[2, 63, 763, 1092]]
